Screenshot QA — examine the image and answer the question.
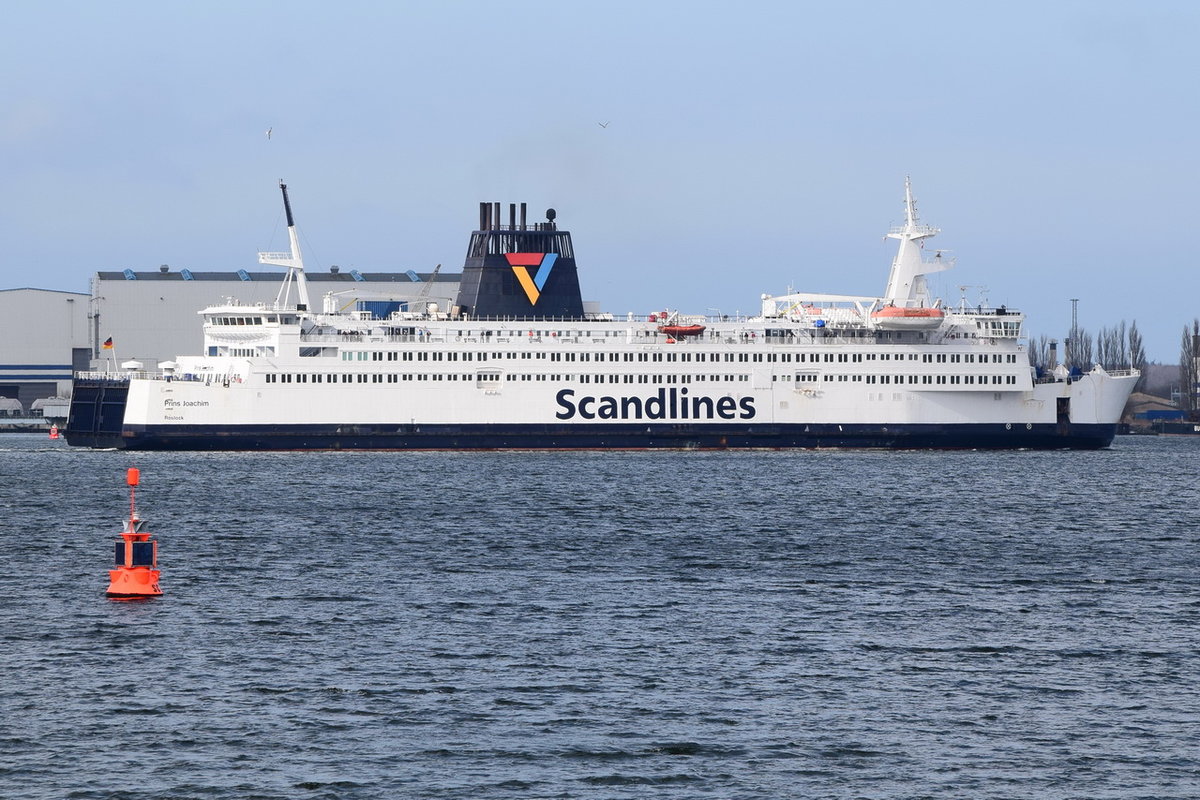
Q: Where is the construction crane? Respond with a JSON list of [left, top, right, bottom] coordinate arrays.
[[415, 263, 441, 310]]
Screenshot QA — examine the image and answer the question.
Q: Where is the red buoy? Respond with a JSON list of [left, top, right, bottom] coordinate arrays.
[[106, 467, 162, 599], [49, 424, 59, 439]]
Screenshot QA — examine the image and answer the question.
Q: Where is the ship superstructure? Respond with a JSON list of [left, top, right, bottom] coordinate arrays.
[[64, 181, 1138, 450]]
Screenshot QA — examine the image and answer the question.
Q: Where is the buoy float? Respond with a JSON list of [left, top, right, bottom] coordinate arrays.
[[106, 467, 163, 599], [49, 424, 59, 439]]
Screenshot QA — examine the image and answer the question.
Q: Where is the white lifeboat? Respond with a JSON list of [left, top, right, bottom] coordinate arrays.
[[870, 305, 945, 330]]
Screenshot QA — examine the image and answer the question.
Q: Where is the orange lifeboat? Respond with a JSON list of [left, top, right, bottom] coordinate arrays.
[[870, 305, 945, 331], [657, 324, 706, 337]]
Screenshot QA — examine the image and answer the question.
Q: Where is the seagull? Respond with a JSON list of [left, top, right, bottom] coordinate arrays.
[[266, 127, 272, 140], [598, 121, 609, 128]]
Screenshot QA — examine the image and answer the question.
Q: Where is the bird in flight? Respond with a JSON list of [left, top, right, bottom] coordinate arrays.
[[598, 121, 609, 128], [266, 127, 272, 140]]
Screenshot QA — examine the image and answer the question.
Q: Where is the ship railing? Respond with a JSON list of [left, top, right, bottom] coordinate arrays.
[[74, 370, 222, 383]]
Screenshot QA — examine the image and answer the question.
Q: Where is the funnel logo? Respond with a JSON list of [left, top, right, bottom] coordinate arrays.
[[506, 253, 557, 305]]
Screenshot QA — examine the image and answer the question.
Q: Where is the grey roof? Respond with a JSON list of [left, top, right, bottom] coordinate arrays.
[[95, 270, 460, 283], [0, 287, 89, 297]]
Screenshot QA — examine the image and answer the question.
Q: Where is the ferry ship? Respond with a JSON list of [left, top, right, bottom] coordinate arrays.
[[64, 181, 1138, 450]]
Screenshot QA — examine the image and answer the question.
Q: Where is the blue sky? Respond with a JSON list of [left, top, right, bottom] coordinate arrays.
[[2, 1, 1196, 361]]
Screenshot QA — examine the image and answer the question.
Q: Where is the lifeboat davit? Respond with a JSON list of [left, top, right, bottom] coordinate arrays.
[[658, 324, 706, 337], [870, 305, 945, 330]]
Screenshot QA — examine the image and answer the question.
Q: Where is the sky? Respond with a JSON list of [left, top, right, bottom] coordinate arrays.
[[2, 0, 1197, 362]]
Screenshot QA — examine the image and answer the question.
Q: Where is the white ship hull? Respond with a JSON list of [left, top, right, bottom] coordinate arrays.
[[65, 182, 1138, 450]]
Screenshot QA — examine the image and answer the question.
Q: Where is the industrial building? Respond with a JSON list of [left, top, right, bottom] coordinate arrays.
[[0, 267, 460, 415], [0, 288, 90, 412]]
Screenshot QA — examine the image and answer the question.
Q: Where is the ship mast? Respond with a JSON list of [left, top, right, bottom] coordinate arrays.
[[882, 177, 949, 307], [258, 181, 312, 311]]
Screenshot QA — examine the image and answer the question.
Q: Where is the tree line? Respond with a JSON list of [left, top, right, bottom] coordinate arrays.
[[1027, 320, 1147, 392]]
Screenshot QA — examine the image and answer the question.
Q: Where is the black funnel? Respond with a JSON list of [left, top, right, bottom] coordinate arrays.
[[453, 204, 584, 319]]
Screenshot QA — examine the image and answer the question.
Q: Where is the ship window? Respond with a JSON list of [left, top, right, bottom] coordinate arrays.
[[342, 375, 352, 383], [265, 374, 276, 383], [752, 354, 763, 362], [372, 352, 383, 361], [950, 376, 960, 384], [281, 374, 292, 383], [624, 375, 634, 383], [737, 354, 748, 363], [357, 374, 368, 383], [653, 354, 663, 362], [387, 375, 397, 383], [936, 354, 947, 363], [403, 374, 412, 381], [738, 375, 748, 382], [666, 353, 676, 362], [623, 354, 634, 362], [403, 353, 413, 361], [327, 374, 336, 382], [387, 352, 397, 361], [866, 354, 876, 361]]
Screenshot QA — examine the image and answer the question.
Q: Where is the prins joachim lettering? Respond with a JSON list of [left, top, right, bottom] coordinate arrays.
[[555, 388, 756, 421]]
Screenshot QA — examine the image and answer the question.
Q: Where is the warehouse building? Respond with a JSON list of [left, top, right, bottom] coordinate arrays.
[[0, 288, 90, 412]]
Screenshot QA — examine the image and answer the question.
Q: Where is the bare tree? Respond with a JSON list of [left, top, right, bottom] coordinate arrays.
[[1074, 328, 1094, 371], [1129, 321, 1146, 392], [1181, 320, 1199, 416], [1028, 334, 1049, 373]]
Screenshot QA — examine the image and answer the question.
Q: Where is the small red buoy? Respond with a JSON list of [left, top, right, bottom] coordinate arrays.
[[49, 424, 59, 439], [106, 467, 162, 599]]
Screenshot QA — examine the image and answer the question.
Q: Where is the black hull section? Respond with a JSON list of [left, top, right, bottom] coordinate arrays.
[[69, 421, 1119, 451], [62, 380, 131, 448]]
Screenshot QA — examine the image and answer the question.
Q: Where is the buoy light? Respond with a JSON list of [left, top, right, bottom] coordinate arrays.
[[106, 467, 162, 599]]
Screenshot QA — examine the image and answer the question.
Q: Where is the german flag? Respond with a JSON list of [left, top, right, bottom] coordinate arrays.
[[102, 337, 114, 350]]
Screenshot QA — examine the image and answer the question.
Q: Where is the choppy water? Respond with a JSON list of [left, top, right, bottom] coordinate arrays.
[[1, 434, 1197, 799]]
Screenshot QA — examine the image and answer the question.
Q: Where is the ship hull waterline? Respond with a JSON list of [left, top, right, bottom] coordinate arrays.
[[63, 421, 1119, 451]]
